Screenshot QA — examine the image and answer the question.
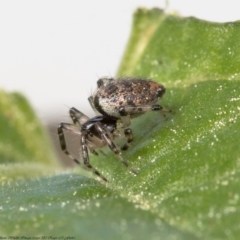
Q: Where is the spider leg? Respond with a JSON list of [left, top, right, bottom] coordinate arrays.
[[58, 122, 108, 182], [88, 147, 108, 157], [119, 104, 163, 115], [80, 132, 108, 182], [118, 104, 172, 126], [89, 147, 99, 156], [121, 128, 134, 151], [69, 107, 89, 126], [95, 123, 137, 176], [88, 96, 100, 115]]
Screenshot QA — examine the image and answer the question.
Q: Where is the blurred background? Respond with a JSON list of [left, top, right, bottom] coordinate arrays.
[[1, 0, 239, 166]]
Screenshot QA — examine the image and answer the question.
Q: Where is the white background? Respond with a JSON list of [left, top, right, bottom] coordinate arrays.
[[1, 0, 239, 124]]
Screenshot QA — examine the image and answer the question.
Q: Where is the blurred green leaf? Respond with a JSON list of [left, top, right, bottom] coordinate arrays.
[[0, 174, 195, 239], [0, 90, 57, 182], [1, 8, 240, 240]]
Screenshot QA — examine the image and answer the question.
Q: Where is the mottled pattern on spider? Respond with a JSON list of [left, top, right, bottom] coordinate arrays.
[[58, 77, 167, 182]]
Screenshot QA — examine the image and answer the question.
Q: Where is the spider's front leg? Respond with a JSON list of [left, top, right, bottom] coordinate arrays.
[[79, 132, 108, 182], [95, 123, 137, 176], [69, 107, 89, 126], [58, 122, 108, 182]]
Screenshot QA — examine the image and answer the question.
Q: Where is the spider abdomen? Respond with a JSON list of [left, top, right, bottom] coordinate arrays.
[[92, 78, 166, 118]]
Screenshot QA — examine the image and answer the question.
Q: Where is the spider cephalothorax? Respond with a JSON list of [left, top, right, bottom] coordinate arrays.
[[58, 77, 168, 182]]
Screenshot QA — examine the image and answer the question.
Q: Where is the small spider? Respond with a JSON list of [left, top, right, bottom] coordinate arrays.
[[58, 77, 167, 182]]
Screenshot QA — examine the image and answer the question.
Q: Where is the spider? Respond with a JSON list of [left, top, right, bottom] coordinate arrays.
[[58, 77, 167, 182]]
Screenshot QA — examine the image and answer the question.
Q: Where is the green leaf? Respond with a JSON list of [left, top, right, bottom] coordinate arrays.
[[0, 174, 195, 239], [0, 90, 57, 182], [1, 8, 240, 240]]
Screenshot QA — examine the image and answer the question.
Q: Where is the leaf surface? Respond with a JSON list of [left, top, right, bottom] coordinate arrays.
[[1, 8, 240, 240]]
